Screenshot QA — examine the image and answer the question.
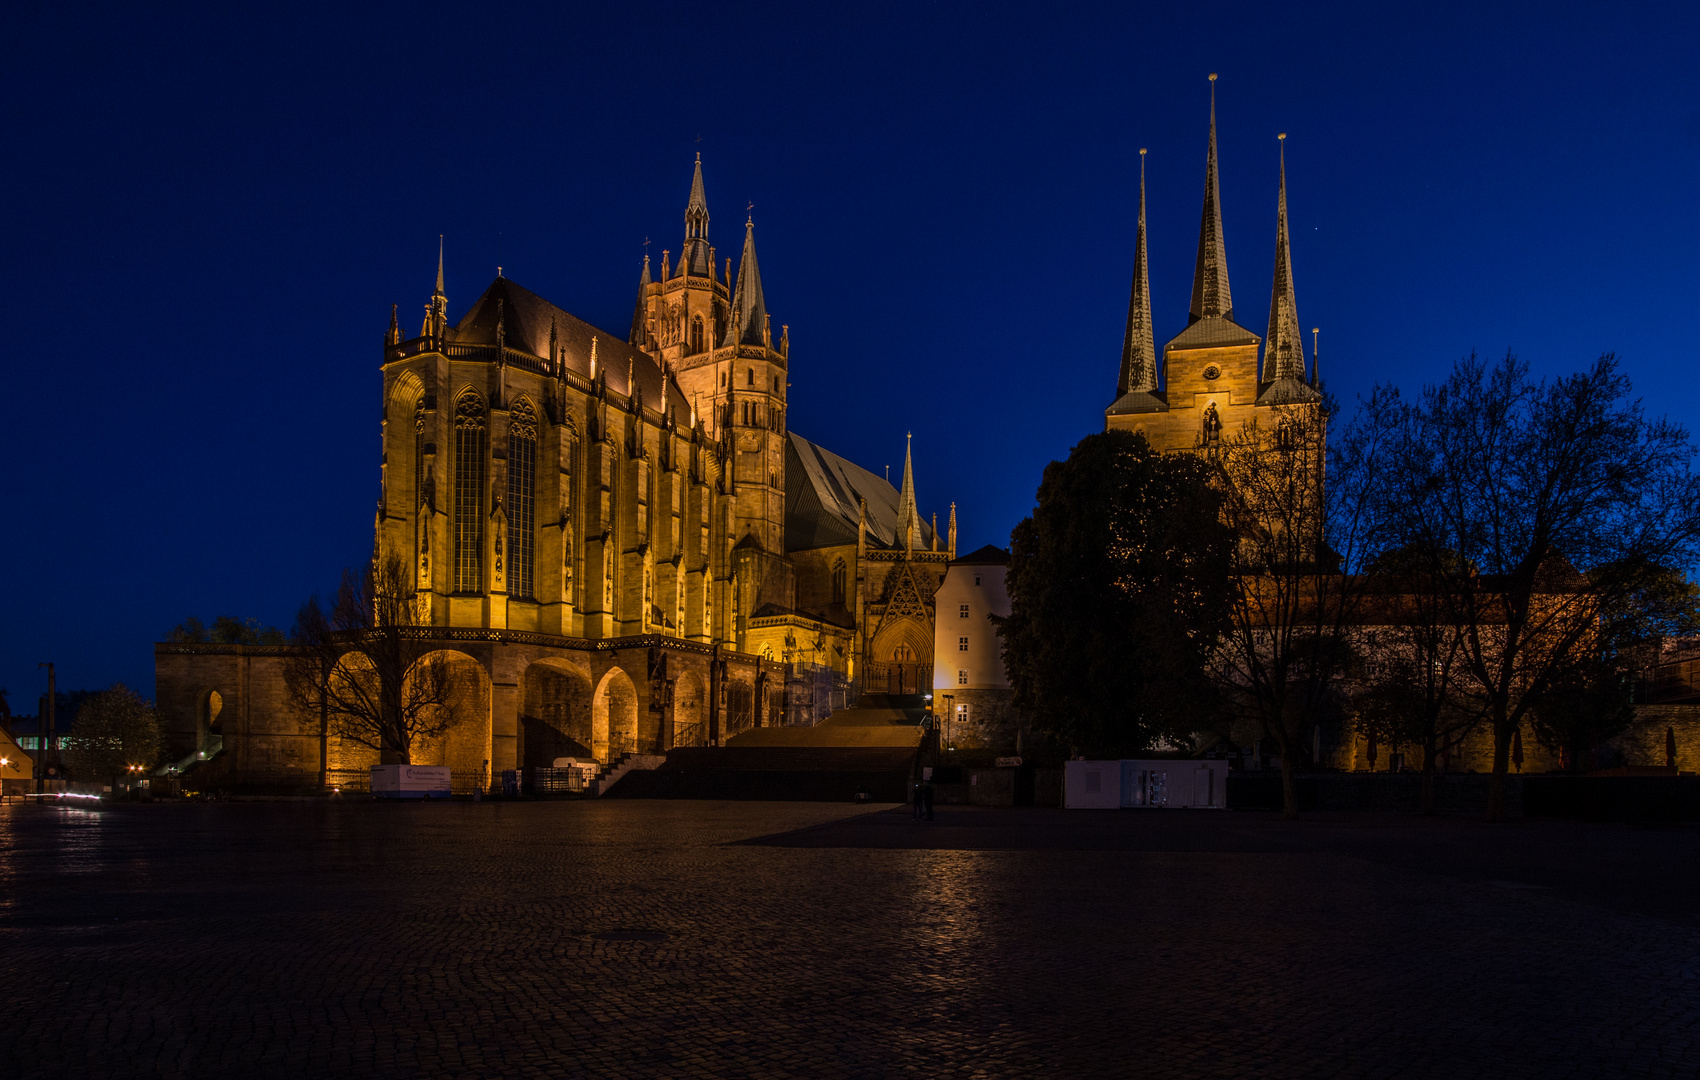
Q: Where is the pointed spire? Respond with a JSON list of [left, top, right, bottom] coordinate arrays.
[[1310, 327, 1321, 388], [386, 303, 400, 346], [948, 502, 957, 559], [723, 218, 770, 348], [1189, 74, 1233, 325], [426, 235, 448, 342], [628, 253, 652, 346], [931, 512, 938, 552], [1263, 133, 1305, 383], [898, 432, 918, 551], [1119, 148, 1157, 396], [680, 155, 711, 276]]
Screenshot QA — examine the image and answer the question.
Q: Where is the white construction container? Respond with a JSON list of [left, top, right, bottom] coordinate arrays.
[[1064, 759, 1227, 809], [1063, 760, 1122, 808], [370, 764, 452, 799]]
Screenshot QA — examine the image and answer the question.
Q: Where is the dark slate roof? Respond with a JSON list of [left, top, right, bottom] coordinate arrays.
[[786, 432, 935, 553], [1106, 389, 1169, 415], [453, 277, 688, 416], [1165, 314, 1259, 351], [952, 544, 1009, 566], [1256, 376, 1323, 405], [724, 221, 769, 347]]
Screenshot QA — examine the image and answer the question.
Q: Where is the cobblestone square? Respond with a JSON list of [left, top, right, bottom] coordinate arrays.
[[3, 800, 1699, 1078]]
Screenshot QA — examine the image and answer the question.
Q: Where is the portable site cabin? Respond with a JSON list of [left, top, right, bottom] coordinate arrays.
[[1063, 759, 1227, 809]]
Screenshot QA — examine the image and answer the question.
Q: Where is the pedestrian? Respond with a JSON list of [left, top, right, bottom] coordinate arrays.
[[922, 777, 935, 821]]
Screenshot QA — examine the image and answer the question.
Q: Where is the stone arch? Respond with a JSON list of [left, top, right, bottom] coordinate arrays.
[[324, 650, 381, 781], [592, 666, 639, 761], [388, 369, 425, 411], [871, 616, 933, 695], [521, 657, 594, 767], [872, 617, 931, 666], [406, 649, 492, 793], [673, 669, 706, 748]]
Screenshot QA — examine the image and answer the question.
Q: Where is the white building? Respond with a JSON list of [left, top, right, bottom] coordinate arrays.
[[930, 545, 1019, 748]]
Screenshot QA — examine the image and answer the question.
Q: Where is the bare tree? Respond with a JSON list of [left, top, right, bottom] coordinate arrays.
[[1211, 387, 1400, 818], [284, 554, 466, 766], [1383, 353, 1700, 820], [1351, 549, 1485, 813]]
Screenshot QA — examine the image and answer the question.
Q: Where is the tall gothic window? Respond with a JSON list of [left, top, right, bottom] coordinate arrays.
[[413, 397, 426, 511], [831, 558, 846, 604], [454, 390, 487, 593], [508, 398, 537, 600], [690, 316, 704, 355]]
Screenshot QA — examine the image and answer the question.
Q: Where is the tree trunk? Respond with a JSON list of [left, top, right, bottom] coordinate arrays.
[[1280, 745, 1299, 820], [1420, 739, 1438, 816], [1486, 716, 1512, 823]]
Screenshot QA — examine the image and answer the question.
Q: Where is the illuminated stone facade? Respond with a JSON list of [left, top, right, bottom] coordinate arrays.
[[154, 158, 959, 790], [1104, 80, 1322, 452]]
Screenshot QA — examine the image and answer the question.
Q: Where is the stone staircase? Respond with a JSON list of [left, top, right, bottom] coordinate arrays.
[[588, 752, 667, 796]]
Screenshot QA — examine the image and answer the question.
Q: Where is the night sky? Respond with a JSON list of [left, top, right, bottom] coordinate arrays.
[[4, 1, 1698, 704]]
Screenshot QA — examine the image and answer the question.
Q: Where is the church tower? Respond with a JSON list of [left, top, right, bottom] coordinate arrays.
[[631, 157, 791, 647], [1106, 74, 1318, 451]]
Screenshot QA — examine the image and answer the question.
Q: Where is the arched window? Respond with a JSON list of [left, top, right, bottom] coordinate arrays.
[[720, 370, 726, 387], [831, 559, 846, 604], [773, 375, 781, 392], [454, 390, 487, 593], [414, 396, 426, 511], [742, 401, 750, 426], [690, 316, 704, 355], [507, 398, 537, 600], [747, 367, 754, 386]]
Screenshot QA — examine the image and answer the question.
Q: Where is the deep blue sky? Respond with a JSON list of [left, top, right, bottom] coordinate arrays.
[[4, 1, 1698, 704]]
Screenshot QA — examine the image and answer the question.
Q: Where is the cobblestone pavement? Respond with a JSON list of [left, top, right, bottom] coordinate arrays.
[[4, 800, 1699, 1079]]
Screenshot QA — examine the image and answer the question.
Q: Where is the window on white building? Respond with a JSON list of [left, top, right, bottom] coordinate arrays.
[[959, 603, 969, 618], [974, 574, 981, 586], [958, 637, 969, 651], [956, 703, 969, 724], [957, 670, 968, 685]]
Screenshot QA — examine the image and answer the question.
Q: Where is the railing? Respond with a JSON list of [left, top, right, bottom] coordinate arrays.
[[157, 629, 726, 657], [673, 721, 704, 748], [531, 766, 591, 794], [155, 734, 224, 777]]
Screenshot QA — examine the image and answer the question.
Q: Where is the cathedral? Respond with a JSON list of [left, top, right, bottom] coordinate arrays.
[[155, 157, 958, 789]]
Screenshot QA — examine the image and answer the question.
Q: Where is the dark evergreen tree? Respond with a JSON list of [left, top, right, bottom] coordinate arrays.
[[999, 430, 1235, 757]]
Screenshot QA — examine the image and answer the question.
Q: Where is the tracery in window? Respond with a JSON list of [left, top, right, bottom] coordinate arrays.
[[507, 398, 537, 600], [454, 390, 487, 593], [690, 316, 704, 355], [831, 559, 846, 604]]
